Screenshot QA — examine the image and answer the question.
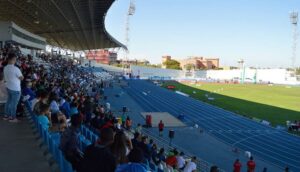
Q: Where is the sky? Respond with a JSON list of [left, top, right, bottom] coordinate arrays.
[[105, 0, 300, 68]]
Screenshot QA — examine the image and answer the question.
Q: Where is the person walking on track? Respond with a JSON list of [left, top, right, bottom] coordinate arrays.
[[158, 120, 164, 137]]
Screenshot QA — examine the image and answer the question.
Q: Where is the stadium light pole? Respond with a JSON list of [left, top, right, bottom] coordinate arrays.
[[290, 11, 298, 72], [124, 0, 136, 73], [238, 59, 245, 84]]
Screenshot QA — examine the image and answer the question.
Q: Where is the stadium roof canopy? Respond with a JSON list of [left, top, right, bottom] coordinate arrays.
[[0, 0, 126, 51]]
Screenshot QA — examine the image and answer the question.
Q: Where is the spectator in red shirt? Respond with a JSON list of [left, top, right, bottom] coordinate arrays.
[[166, 150, 178, 169], [233, 159, 242, 172], [247, 157, 256, 172], [158, 120, 164, 137]]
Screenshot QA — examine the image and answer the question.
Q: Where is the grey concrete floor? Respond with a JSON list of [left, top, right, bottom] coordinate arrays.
[[0, 108, 51, 172]]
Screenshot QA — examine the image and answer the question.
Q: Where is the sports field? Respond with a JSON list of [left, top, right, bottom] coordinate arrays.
[[162, 81, 300, 126]]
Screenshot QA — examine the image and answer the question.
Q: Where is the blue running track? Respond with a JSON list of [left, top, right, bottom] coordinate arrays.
[[125, 80, 300, 171]]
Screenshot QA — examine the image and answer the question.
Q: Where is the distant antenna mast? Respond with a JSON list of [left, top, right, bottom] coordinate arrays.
[[124, 0, 136, 62], [290, 11, 298, 69]]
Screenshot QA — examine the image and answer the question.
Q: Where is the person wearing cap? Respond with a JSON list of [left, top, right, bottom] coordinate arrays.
[[3, 53, 23, 122]]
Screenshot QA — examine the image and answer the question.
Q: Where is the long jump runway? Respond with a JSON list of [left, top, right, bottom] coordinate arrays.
[[125, 80, 300, 171]]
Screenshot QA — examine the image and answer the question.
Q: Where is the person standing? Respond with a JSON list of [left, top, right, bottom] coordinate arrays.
[[233, 159, 242, 172], [3, 53, 23, 122], [158, 120, 164, 137], [247, 157, 256, 172]]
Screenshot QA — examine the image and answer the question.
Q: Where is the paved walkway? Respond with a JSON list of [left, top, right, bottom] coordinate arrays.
[[0, 106, 52, 172]]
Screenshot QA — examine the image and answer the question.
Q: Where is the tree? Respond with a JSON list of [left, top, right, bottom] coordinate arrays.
[[184, 64, 194, 71], [296, 67, 300, 75], [163, 59, 181, 70]]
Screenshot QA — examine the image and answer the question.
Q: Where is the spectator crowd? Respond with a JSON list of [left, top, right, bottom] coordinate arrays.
[[0, 45, 208, 172]]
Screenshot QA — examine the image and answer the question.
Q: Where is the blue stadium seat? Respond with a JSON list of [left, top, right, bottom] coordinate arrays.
[[48, 134, 55, 155], [149, 162, 157, 171], [81, 139, 91, 151], [62, 157, 74, 172], [82, 126, 87, 137], [86, 130, 92, 140], [157, 168, 164, 172], [51, 133, 61, 145], [91, 133, 97, 143]]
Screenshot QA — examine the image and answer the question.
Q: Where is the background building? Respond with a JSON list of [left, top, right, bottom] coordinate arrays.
[[161, 55, 220, 70], [179, 56, 219, 69], [85, 49, 117, 64]]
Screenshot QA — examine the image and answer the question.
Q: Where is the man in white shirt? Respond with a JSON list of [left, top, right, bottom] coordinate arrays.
[[3, 53, 23, 122], [183, 156, 197, 172], [177, 152, 186, 170]]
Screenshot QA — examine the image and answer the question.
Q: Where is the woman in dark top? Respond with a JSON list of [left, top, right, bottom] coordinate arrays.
[[110, 131, 129, 164]]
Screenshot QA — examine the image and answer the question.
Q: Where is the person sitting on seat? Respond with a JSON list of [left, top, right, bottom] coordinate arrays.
[[177, 152, 186, 170], [154, 148, 166, 165], [209, 165, 219, 172], [37, 103, 52, 130], [131, 132, 141, 148], [79, 128, 116, 172], [135, 123, 142, 134], [60, 114, 83, 171], [166, 149, 178, 169], [49, 93, 67, 131], [0, 72, 7, 104], [60, 96, 71, 119], [125, 116, 132, 130], [110, 130, 131, 164], [115, 147, 148, 172], [33, 90, 49, 114], [183, 156, 197, 172], [22, 80, 36, 102]]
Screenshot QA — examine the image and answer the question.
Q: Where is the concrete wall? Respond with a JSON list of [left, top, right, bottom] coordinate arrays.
[[130, 65, 299, 85], [81, 60, 123, 73], [0, 21, 46, 50], [0, 21, 11, 47], [94, 63, 123, 73], [195, 69, 296, 84], [130, 65, 183, 79]]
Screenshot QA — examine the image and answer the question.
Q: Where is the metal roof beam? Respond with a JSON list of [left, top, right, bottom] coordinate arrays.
[[88, 0, 97, 49], [50, 0, 84, 50], [6, 0, 64, 47], [69, 0, 91, 50]]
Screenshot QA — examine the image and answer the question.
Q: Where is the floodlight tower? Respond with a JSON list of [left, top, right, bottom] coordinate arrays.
[[238, 59, 245, 84], [124, 0, 136, 64], [290, 11, 298, 70]]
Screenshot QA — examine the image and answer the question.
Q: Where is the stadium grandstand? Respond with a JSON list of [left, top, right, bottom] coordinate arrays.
[[0, 1, 299, 172]]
